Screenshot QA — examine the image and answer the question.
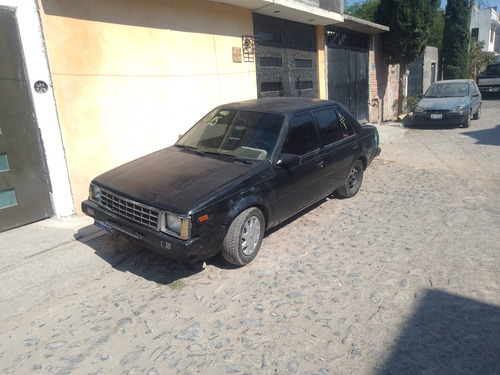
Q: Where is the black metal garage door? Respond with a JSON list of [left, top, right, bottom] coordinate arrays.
[[326, 27, 369, 121], [0, 8, 53, 232], [254, 14, 318, 98]]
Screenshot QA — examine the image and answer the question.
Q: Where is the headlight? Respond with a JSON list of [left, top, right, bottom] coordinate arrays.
[[451, 106, 465, 114], [160, 212, 191, 240], [89, 184, 102, 202], [414, 106, 425, 113]]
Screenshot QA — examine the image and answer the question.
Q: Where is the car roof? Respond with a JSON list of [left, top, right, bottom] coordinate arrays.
[[218, 97, 336, 115], [431, 79, 472, 85]]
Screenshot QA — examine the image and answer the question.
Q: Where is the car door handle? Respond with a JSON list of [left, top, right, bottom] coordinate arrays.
[[315, 159, 324, 168], [352, 143, 359, 150]]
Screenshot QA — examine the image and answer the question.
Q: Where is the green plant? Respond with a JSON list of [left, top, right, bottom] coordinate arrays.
[[406, 96, 420, 112], [167, 279, 187, 290]]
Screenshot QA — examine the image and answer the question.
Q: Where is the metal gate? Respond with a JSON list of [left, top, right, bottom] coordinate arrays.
[[408, 55, 424, 97], [0, 8, 53, 232], [254, 14, 318, 98], [326, 27, 369, 121]]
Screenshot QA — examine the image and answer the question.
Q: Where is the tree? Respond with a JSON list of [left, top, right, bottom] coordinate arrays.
[[467, 39, 496, 79], [427, 10, 444, 48], [375, 0, 440, 114], [442, 0, 471, 79], [345, 0, 380, 21], [346, 0, 443, 48]]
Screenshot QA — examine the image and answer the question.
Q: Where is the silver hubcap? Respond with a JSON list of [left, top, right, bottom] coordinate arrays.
[[349, 167, 360, 188], [241, 215, 261, 256]]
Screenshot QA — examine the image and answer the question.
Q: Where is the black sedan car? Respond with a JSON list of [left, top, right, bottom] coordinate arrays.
[[410, 79, 481, 128], [82, 98, 380, 266]]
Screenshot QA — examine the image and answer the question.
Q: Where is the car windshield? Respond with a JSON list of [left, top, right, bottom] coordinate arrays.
[[176, 108, 284, 161], [425, 83, 469, 98]]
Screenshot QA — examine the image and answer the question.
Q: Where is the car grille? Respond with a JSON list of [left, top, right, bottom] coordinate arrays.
[[427, 110, 449, 114], [100, 189, 160, 230]]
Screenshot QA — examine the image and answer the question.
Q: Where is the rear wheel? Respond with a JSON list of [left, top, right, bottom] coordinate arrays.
[[337, 160, 364, 198], [221, 207, 264, 266]]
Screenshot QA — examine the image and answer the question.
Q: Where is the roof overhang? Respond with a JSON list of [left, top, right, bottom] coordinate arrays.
[[208, 0, 343, 26], [340, 14, 389, 34]]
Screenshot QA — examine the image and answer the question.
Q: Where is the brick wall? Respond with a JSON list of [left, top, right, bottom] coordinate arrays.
[[368, 34, 399, 123]]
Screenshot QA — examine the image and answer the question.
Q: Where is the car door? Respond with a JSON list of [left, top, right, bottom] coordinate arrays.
[[470, 81, 481, 114], [312, 106, 354, 192], [274, 111, 324, 221], [313, 106, 360, 192]]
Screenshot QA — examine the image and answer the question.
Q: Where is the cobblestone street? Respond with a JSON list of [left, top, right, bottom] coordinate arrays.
[[1, 101, 499, 375]]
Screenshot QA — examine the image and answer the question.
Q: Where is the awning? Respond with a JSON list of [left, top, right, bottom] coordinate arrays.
[[207, 0, 343, 26]]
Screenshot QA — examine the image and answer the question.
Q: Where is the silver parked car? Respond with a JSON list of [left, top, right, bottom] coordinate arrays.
[[410, 79, 481, 128]]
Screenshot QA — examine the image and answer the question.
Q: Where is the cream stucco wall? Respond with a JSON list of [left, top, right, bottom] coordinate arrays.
[[38, 0, 257, 212]]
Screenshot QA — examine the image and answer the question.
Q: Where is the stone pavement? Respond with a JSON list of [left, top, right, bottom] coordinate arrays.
[[0, 120, 499, 375], [0, 122, 409, 322]]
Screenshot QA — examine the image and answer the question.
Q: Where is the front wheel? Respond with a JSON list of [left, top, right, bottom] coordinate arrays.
[[462, 110, 471, 128], [472, 104, 481, 120], [221, 207, 265, 266], [337, 160, 364, 198]]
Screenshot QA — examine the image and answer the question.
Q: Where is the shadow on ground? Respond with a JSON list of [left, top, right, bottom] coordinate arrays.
[[75, 226, 205, 284], [462, 124, 500, 146], [377, 289, 500, 375], [74, 195, 335, 281]]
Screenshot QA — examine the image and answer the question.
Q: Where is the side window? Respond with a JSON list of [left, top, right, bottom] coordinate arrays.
[[471, 82, 478, 95], [282, 112, 320, 155], [313, 108, 343, 146], [335, 108, 356, 138]]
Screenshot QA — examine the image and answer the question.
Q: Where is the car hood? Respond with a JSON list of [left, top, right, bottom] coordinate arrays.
[[418, 97, 468, 111], [93, 147, 262, 213]]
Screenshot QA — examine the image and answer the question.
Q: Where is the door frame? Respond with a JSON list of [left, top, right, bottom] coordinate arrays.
[[0, 1, 74, 217]]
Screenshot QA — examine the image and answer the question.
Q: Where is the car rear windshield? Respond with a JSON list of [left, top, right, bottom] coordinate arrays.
[[486, 64, 500, 73], [176, 109, 284, 161]]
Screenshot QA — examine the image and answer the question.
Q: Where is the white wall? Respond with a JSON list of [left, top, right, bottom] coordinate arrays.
[[470, 7, 500, 53]]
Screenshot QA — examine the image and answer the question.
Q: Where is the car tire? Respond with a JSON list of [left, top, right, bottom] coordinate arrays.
[[221, 207, 264, 266], [337, 160, 364, 198], [462, 110, 471, 128], [473, 104, 481, 120]]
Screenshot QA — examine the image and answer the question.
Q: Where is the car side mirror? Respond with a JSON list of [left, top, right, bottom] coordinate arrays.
[[276, 153, 301, 167]]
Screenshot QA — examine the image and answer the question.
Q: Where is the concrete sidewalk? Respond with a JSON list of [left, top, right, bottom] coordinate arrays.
[[0, 215, 121, 323]]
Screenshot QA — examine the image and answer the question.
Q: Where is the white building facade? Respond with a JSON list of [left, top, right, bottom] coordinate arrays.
[[470, 6, 500, 55]]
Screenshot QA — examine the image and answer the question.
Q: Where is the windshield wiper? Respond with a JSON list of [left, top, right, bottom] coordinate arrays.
[[205, 151, 253, 164], [182, 145, 205, 155]]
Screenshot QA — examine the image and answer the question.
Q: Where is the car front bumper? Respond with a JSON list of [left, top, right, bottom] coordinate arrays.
[[81, 200, 225, 262], [411, 112, 468, 127]]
